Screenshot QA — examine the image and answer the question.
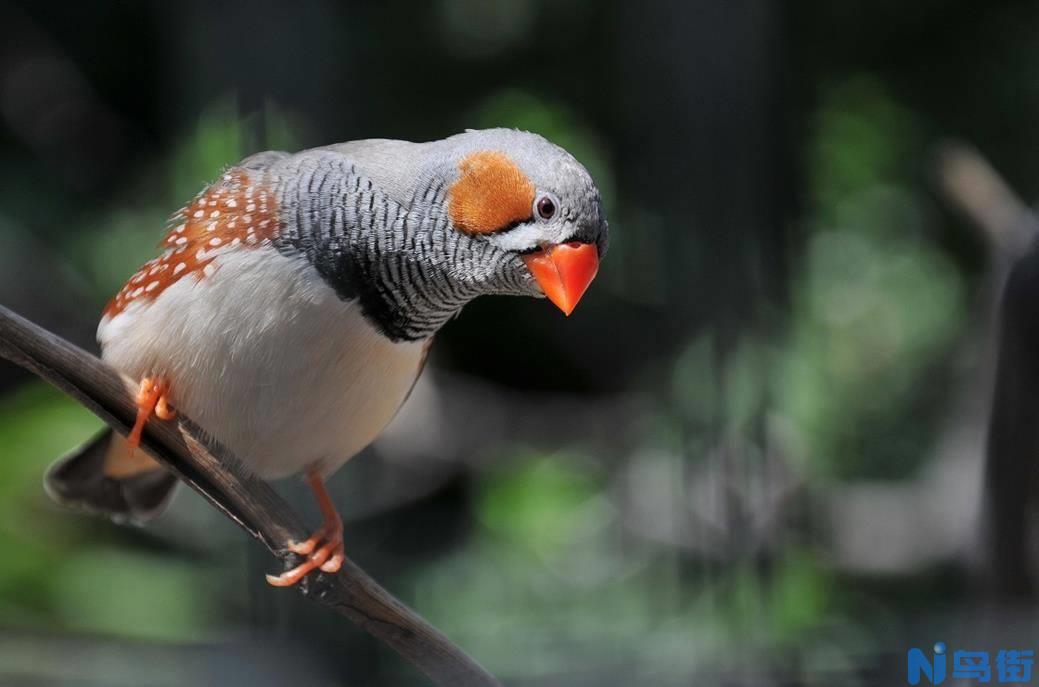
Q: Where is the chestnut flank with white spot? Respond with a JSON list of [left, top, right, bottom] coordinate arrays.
[[103, 169, 280, 318]]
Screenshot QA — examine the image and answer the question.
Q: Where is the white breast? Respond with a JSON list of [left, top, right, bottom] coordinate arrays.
[[98, 247, 427, 480]]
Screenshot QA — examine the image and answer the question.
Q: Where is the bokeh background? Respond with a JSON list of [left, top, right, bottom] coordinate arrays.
[[0, 1, 1037, 685]]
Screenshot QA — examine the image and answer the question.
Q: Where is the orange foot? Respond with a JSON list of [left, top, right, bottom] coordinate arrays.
[[127, 376, 176, 450], [266, 470, 345, 587]]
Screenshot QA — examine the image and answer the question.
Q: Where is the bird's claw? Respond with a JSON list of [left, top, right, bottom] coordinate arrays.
[[128, 376, 175, 449], [267, 524, 345, 587]]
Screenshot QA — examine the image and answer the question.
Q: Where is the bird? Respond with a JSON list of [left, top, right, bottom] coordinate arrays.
[[44, 128, 608, 586]]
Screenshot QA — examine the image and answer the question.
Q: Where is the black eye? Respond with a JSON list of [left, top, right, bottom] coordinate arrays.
[[536, 195, 556, 220]]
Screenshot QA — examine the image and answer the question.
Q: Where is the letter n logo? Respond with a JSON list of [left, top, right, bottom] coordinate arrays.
[[908, 643, 947, 685]]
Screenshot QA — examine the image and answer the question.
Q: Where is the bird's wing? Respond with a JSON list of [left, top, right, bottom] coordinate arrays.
[[238, 150, 291, 172]]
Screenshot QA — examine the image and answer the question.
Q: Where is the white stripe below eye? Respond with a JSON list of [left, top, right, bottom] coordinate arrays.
[[483, 222, 571, 253]]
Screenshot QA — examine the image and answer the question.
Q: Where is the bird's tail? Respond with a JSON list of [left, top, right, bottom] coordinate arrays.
[[44, 428, 178, 523]]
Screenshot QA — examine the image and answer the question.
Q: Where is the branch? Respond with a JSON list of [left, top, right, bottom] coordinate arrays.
[[0, 304, 501, 687], [935, 141, 1039, 260], [934, 143, 1039, 596]]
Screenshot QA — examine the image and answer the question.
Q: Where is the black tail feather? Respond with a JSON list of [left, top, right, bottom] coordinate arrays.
[[44, 429, 177, 523]]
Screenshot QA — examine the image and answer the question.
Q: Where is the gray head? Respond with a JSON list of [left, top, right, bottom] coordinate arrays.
[[273, 128, 609, 340], [415, 128, 608, 309], [434, 129, 607, 252]]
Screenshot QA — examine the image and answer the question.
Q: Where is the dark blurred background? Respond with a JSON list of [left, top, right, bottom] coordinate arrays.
[[0, 1, 1037, 685]]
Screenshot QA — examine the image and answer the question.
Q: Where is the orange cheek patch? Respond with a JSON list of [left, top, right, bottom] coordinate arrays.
[[103, 169, 280, 318], [447, 150, 536, 234]]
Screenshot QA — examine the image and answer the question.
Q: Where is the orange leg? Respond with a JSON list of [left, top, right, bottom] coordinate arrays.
[[127, 376, 176, 450], [266, 470, 345, 587]]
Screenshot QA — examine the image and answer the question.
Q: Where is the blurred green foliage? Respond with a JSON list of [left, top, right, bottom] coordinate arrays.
[[778, 77, 965, 479], [67, 99, 304, 308], [0, 384, 218, 641], [478, 454, 604, 560]]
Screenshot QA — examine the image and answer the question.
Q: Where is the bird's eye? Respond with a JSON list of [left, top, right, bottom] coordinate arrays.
[[536, 195, 556, 220]]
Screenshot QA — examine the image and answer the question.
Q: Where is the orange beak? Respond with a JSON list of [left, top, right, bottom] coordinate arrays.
[[521, 241, 600, 316]]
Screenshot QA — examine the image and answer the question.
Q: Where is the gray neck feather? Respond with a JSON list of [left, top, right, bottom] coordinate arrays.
[[270, 150, 526, 341]]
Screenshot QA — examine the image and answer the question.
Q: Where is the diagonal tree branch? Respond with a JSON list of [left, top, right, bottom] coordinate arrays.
[[935, 142, 1039, 597], [0, 304, 501, 687], [935, 142, 1039, 261]]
